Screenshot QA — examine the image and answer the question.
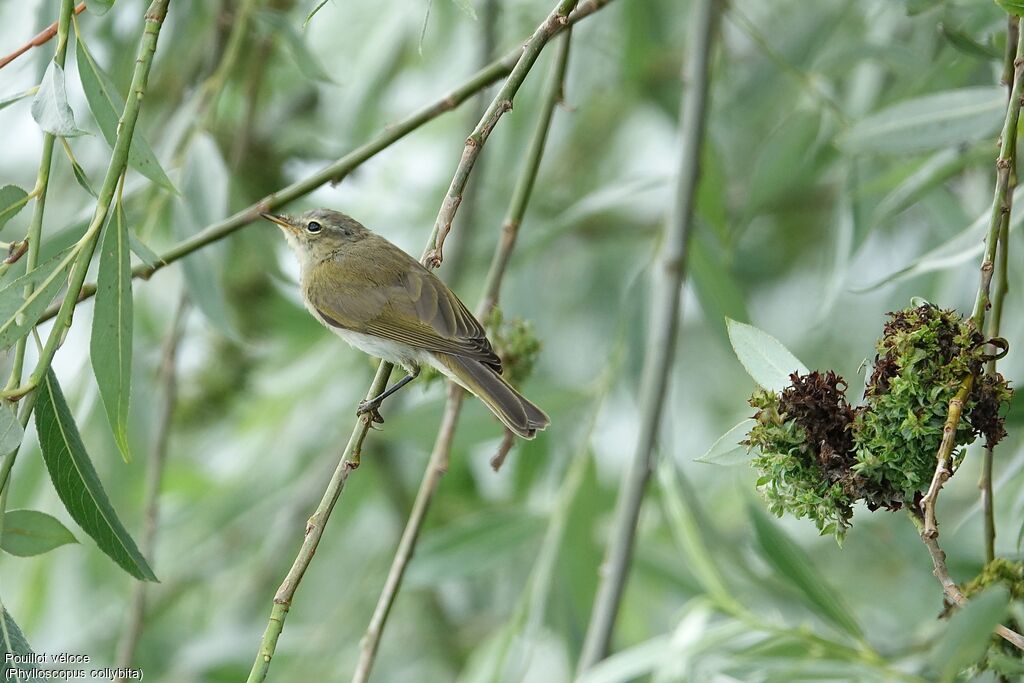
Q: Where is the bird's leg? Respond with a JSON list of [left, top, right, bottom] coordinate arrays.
[[357, 366, 421, 423]]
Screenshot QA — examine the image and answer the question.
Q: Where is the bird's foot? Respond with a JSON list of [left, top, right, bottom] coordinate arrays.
[[356, 400, 384, 424]]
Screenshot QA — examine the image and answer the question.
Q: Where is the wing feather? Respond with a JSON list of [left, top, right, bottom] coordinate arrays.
[[305, 236, 502, 372]]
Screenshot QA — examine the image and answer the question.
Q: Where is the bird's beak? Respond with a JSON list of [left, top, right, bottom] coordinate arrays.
[[260, 212, 297, 233]]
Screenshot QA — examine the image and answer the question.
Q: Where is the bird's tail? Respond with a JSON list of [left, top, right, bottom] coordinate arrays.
[[432, 353, 549, 439]]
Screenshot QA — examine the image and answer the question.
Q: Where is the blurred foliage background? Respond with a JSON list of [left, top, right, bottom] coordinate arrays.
[[3, 0, 1024, 680]]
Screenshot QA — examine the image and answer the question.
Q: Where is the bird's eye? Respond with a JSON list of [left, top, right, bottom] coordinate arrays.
[[306, 221, 322, 234]]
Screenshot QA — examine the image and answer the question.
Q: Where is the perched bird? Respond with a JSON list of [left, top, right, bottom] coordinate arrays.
[[262, 208, 549, 439]]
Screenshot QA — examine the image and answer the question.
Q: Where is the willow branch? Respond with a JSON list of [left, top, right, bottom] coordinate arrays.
[[0, 0, 76, 549], [980, 14, 1019, 564], [578, 0, 722, 670], [0, 0, 173, 497], [38, 0, 611, 326], [352, 29, 575, 683], [0, 1, 85, 70], [908, 511, 1024, 650], [915, 18, 1024, 642], [423, 0, 585, 267], [115, 296, 188, 676], [920, 20, 1024, 541]]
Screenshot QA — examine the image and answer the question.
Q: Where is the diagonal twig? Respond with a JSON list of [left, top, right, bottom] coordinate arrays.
[[0, 2, 85, 70]]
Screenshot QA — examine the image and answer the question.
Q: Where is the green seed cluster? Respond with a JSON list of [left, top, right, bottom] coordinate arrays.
[[484, 307, 541, 387], [745, 305, 1012, 540]]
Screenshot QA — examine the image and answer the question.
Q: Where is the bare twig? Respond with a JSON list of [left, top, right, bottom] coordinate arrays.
[[423, 0, 583, 267], [980, 14, 1019, 564], [920, 377, 974, 538], [577, 0, 722, 670], [351, 26, 577, 683], [914, 16, 1024, 647], [909, 511, 1024, 650], [114, 296, 189, 678], [0, 1, 85, 70]]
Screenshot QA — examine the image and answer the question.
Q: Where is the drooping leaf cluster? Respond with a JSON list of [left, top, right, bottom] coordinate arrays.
[[745, 305, 1012, 539]]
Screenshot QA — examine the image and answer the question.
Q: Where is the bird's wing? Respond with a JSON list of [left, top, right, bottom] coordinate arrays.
[[306, 242, 502, 372]]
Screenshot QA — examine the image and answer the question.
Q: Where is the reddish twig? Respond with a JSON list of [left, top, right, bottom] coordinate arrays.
[[0, 2, 86, 70]]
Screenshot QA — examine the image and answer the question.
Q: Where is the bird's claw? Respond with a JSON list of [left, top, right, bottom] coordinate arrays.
[[356, 400, 384, 424]]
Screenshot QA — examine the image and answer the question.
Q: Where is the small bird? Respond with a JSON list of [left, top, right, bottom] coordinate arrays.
[[262, 208, 549, 439]]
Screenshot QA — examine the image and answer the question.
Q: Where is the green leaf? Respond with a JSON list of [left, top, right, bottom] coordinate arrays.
[[696, 419, 755, 465], [997, 0, 1024, 17], [873, 147, 982, 222], [76, 36, 176, 192], [0, 608, 38, 680], [35, 370, 156, 581], [1, 510, 77, 557], [259, 12, 334, 83], [61, 141, 97, 198], [0, 186, 30, 231], [855, 185, 1024, 291], [749, 505, 864, 638], [91, 200, 133, 462], [839, 86, 1005, 155], [173, 134, 235, 336], [86, 0, 116, 15], [451, 0, 478, 20], [939, 23, 1001, 60], [303, 0, 331, 27], [932, 586, 1008, 682], [690, 229, 748, 342], [0, 405, 24, 455], [128, 233, 163, 269], [726, 319, 808, 392], [0, 249, 75, 350], [31, 60, 88, 137], [407, 510, 544, 586], [0, 87, 38, 112]]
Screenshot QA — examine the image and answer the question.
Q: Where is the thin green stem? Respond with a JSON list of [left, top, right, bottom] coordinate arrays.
[[247, 5, 613, 680], [350, 27, 576, 683], [578, 0, 722, 670], [0, 0, 173, 523], [0, 0, 76, 546], [422, 0, 585, 267], [980, 14, 1019, 566], [4, 0, 75, 393]]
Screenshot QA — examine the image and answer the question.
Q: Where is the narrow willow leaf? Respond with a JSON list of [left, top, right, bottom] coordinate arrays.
[[726, 319, 808, 392], [997, 0, 1024, 17], [407, 510, 544, 586], [62, 141, 97, 198], [259, 12, 334, 82], [86, 0, 116, 15], [873, 147, 981, 222], [31, 61, 87, 137], [0, 249, 74, 350], [0, 405, 23, 455], [303, 0, 331, 27], [451, 0, 478, 20], [35, 371, 156, 581], [839, 86, 1004, 155], [173, 134, 235, 336], [0, 185, 30, 231], [933, 586, 1008, 682], [690, 230, 748, 342], [76, 36, 176, 192], [939, 24, 1000, 60], [696, 419, 755, 465], [91, 201, 133, 462], [0, 608, 37, 680], [128, 233, 162, 269], [856, 185, 1024, 292], [1, 509, 77, 557], [749, 505, 864, 638], [0, 86, 37, 112]]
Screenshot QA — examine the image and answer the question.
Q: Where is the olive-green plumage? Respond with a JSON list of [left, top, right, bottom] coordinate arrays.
[[262, 208, 549, 439]]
